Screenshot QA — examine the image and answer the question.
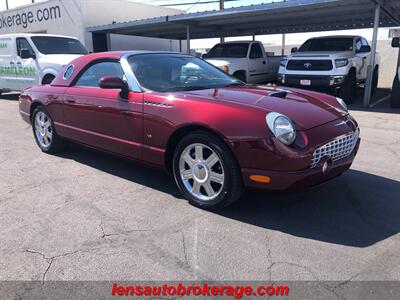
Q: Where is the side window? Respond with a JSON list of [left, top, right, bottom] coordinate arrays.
[[249, 43, 263, 59], [75, 61, 124, 88], [16, 38, 35, 58], [362, 38, 369, 46], [355, 39, 362, 52], [63, 65, 74, 80]]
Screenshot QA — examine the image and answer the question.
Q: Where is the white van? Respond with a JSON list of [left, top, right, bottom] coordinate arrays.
[[0, 34, 88, 94]]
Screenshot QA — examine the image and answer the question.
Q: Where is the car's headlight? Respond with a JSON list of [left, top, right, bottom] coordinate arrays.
[[336, 97, 348, 111], [335, 58, 349, 68], [266, 112, 296, 145]]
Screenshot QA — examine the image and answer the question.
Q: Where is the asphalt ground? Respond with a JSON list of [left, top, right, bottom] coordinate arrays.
[[0, 90, 399, 297]]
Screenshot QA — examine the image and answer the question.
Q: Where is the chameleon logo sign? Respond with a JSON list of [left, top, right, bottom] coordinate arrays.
[[0, 66, 36, 76], [0, 5, 61, 30]]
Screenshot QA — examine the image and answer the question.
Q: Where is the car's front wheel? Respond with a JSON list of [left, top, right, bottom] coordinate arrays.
[[173, 131, 243, 210], [338, 70, 356, 103], [32, 106, 66, 153]]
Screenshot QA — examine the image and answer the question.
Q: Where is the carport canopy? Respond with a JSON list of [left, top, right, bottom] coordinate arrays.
[[87, 0, 400, 106], [87, 0, 399, 39]]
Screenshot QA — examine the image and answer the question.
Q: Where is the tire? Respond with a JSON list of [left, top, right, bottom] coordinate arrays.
[[391, 75, 400, 108], [338, 70, 356, 103], [32, 106, 66, 153], [233, 71, 246, 83], [42, 74, 55, 85], [172, 131, 243, 210], [371, 66, 379, 95]]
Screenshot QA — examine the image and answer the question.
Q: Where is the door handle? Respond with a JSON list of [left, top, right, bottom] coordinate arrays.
[[9, 61, 15, 65], [65, 98, 76, 103], [16, 62, 22, 65]]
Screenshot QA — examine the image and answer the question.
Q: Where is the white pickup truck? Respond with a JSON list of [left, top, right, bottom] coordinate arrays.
[[391, 37, 400, 108], [203, 41, 282, 83], [278, 35, 380, 102]]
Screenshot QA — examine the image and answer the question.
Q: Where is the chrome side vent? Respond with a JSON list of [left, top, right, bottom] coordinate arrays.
[[144, 101, 173, 107]]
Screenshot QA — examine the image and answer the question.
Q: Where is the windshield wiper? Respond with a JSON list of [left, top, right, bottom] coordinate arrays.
[[166, 86, 211, 92]]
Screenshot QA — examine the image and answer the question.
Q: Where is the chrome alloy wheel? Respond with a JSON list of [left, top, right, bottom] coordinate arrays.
[[179, 143, 225, 201], [34, 111, 53, 148]]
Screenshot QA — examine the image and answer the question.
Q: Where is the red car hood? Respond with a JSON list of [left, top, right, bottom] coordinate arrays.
[[177, 86, 347, 130]]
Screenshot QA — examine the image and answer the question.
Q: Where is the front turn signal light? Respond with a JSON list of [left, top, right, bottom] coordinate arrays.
[[250, 175, 271, 183]]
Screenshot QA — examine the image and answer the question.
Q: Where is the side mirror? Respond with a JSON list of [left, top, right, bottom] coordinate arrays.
[[291, 47, 298, 53], [99, 76, 129, 98], [357, 45, 371, 53], [20, 49, 36, 59], [392, 37, 400, 48], [201, 53, 208, 59]]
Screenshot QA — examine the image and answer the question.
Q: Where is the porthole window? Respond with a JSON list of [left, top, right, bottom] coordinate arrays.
[[63, 65, 74, 80]]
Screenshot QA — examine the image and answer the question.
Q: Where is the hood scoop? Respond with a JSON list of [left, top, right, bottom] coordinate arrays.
[[269, 91, 287, 98]]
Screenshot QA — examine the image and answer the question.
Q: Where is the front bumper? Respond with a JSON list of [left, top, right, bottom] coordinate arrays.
[[242, 137, 360, 191], [278, 74, 347, 91]]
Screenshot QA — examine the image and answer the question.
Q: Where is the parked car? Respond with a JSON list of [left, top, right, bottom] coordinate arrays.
[[278, 35, 380, 102], [19, 51, 360, 210], [0, 33, 88, 95], [391, 37, 400, 108], [203, 41, 282, 83]]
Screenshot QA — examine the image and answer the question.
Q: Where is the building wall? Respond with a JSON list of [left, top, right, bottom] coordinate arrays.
[[0, 0, 183, 52], [0, 0, 85, 40], [80, 0, 182, 52], [109, 34, 186, 52]]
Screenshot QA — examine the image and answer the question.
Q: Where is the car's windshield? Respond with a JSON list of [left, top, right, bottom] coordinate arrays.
[[298, 38, 354, 52], [205, 43, 249, 58], [31, 36, 88, 55], [128, 54, 244, 92]]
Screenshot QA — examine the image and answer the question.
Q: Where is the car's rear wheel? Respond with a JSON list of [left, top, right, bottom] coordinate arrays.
[[391, 75, 400, 108], [32, 106, 66, 153], [371, 66, 379, 95], [233, 71, 246, 83], [42, 74, 55, 85], [173, 131, 243, 210]]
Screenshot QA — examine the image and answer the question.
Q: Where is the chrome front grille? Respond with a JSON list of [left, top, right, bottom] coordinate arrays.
[[310, 131, 359, 168]]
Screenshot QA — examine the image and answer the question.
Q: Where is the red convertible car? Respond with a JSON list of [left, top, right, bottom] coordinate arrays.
[[19, 51, 360, 210]]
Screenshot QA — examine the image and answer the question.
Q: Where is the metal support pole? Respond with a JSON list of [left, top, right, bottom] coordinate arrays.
[[5, 0, 9, 10], [106, 33, 111, 51], [186, 25, 191, 54], [281, 33, 286, 56], [363, 3, 380, 107], [179, 40, 182, 53], [220, 0, 224, 43], [252, 35, 255, 41]]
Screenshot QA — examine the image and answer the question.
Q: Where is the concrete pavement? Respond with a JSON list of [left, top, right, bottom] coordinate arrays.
[[0, 94, 399, 295]]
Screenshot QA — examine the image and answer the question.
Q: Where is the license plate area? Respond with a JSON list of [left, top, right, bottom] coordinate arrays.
[[300, 79, 311, 86]]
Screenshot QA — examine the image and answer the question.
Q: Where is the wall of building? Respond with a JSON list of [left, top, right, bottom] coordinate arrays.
[[0, 0, 184, 52], [0, 0, 84, 40], [109, 34, 186, 52]]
